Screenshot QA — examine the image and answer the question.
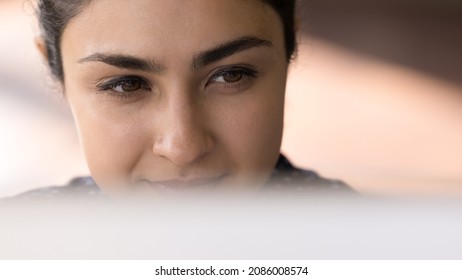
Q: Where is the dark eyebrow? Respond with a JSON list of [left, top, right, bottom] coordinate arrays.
[[191, 36, 273, 69], [78, 53, 164, 73], [77, 36, 272, 72]]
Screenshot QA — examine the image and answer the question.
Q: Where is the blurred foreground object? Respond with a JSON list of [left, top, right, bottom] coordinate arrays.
[[1, 195, 462, 259]]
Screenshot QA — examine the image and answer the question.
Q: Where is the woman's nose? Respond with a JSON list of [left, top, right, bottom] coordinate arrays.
[[152, 98, 213, 166]]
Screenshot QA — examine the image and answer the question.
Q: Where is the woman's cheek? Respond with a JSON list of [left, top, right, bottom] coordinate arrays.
[[245, 74, 286, 172], [68, 93, 148, 189], [216, 79, 285, 178]]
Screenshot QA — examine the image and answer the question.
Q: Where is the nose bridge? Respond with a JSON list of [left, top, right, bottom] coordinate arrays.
[[153, 90, 211, 165]]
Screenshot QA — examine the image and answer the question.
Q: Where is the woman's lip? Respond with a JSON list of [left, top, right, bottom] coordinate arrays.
[[143, 174, 227, 191]]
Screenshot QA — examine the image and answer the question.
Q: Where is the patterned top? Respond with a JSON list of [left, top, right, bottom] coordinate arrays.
[[3, 155, 353, 201]]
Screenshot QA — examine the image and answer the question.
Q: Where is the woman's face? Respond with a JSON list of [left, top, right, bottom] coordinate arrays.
[[60, 0, 288, 196]]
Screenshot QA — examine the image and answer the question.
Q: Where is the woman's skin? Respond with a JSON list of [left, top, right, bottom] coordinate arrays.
[[55, 0, 288, 197]]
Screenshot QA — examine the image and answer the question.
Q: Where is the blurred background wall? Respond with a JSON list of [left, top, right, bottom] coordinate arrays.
[[1, 0, 461, 197]]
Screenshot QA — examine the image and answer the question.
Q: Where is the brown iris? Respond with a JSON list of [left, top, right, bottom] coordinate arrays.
[[221, 71, 243, 83], [118, 79, 143, 92]]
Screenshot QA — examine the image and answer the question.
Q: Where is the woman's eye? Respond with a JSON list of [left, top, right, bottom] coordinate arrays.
[[212, 71, 244, 83], [113, 79, 143, 92], [97, 76, 150, 94], [208, 67, 258, 87]]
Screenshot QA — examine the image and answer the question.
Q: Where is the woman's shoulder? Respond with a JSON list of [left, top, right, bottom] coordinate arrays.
[[266, 155, 355, 193], [2, 177, 103, 202]]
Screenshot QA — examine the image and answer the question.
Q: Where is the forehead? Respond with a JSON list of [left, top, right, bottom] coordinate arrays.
[[61, 0, 284, 61]]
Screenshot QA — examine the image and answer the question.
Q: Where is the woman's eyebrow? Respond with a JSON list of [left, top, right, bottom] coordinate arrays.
[[77, 36, 272, 72], [191, 36, 273, 69], [77, 53, 164, 73]]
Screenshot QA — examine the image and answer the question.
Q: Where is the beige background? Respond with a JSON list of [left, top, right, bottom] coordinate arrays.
[[1, 0, 461, 197]]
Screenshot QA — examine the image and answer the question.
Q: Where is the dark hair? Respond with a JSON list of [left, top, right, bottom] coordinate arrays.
[[37, 0, 297, 82], [261, 0, 297, 61]]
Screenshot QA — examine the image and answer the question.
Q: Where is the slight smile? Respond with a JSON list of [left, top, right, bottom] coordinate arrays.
[[140, 174, 228, 193]]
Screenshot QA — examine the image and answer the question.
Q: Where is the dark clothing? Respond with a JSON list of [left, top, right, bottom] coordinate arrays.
[[267, 155, 351, 192], [4, 155, 353, 201]]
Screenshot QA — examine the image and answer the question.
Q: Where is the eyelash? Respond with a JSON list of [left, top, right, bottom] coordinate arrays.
[[96, 66, 258, 99]]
